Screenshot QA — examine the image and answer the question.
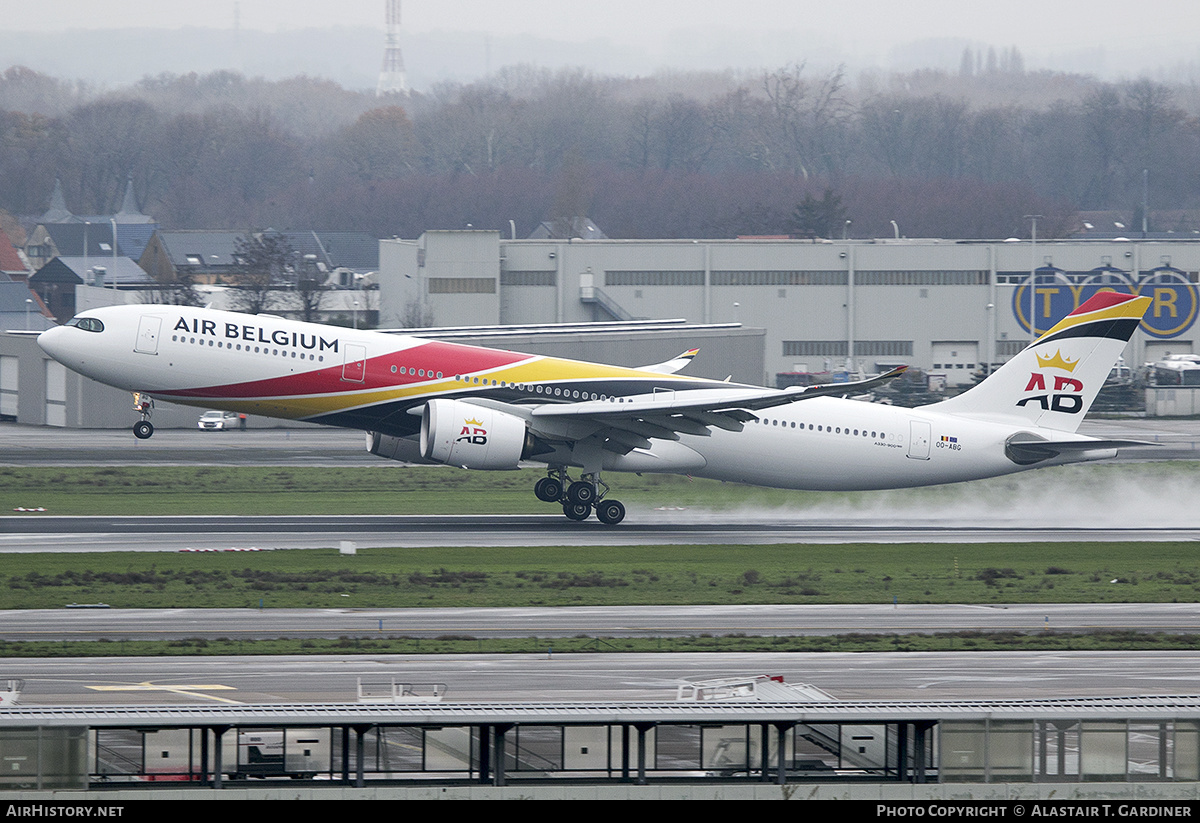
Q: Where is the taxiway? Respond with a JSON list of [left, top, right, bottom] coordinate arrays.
[[3, 603, 1200, 641], [9, 651, 1200, 705]]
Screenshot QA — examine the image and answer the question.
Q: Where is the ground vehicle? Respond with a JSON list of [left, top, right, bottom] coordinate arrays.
[[197, 410, 240, 431]]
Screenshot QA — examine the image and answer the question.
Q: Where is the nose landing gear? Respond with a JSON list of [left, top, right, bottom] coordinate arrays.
[[132, 393, 154, 439], [534, 469, 626, 524]]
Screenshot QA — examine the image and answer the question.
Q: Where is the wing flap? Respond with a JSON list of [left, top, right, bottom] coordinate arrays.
[[523, 366, 907, 445], [435, 370, 907, 448]]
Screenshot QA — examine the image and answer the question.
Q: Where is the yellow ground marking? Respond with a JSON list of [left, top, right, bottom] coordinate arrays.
[[87, 682, 242, 704]]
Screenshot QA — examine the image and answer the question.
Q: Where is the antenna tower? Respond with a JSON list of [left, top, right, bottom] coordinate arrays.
[[377, 0, 408, 96]]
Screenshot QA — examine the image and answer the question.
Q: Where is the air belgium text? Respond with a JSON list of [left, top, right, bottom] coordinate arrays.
[[174, 317, 338, 352]]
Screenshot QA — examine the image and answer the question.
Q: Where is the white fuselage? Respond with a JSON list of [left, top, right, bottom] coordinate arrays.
[[672, 399, 1063, 491]]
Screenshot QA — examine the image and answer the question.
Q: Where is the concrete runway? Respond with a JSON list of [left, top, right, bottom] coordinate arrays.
[[6, 513, 1200, 552], [4, 603, 1200, 642]]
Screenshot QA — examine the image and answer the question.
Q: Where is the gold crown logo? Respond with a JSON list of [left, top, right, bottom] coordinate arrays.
[[464, 417, 483, 426], [1035, 349, 1078, 372]]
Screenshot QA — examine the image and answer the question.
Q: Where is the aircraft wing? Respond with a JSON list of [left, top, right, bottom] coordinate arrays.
[[533, 366, 906, 420], [522, 366, 908, 450]]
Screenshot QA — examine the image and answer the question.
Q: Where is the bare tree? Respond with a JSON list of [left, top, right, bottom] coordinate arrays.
[[228, 232, 293, 315], [293, 256, 327, 324], [140, 266, 202, 307], [761, 63, 850, 179], [400, 296, 432, 328]]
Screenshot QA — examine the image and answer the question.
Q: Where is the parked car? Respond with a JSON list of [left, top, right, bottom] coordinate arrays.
[[197, 410, 240, 431]]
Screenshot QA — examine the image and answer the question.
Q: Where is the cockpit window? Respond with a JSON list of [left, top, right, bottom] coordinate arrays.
[[65, 317, 104, 332]]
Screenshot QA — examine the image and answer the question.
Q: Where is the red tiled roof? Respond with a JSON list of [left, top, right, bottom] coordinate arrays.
[[0, 233, 26, 273]]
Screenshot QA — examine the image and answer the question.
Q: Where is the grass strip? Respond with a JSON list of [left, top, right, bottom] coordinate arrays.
[[0, 542, 1199, 609]]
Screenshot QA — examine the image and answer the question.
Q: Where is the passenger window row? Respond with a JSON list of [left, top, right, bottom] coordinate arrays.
[[391, 365, 444, 379], [755, 417, 885, 439], [171, 334, 325, 361], [453, 375, 608, 402]]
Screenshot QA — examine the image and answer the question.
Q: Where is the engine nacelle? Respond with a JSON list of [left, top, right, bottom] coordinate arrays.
[[420, 399, 531, 470], [365, 431, 436, 464]]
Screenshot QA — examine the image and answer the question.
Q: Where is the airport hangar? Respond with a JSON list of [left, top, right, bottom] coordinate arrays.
[[379, 231, 1200, 389]]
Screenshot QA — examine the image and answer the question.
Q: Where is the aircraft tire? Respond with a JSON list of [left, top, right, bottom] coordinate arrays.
[[133, 421, 154, 439], [595, 499, 626, 525], [534, 477, 562, 502], [562, 502, 591, 521], [567, 481, 596, 505]]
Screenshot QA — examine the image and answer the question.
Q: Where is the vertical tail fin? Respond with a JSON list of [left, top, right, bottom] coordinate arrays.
[[929, 292, 1151, 432]]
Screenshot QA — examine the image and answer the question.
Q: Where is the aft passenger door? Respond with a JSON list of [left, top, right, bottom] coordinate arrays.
[[907, 420, 931, 460]]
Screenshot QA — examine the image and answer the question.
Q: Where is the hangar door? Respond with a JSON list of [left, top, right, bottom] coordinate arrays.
[[930, 341, 979, 386]]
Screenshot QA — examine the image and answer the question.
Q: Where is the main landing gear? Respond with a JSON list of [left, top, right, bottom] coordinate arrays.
[[132, 393, 154, 439], [534, 470, 626, 525]]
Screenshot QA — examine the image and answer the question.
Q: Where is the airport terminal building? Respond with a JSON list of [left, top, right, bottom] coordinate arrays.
[[380, 232, 1200, 388]]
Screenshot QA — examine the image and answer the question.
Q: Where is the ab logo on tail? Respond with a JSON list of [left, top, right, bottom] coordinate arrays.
[[1017, 349, 1084, 413]]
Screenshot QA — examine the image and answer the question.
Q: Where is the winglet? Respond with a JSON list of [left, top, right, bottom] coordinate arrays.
[[639, 348, 700, 375], [769, 365, 908, 404]]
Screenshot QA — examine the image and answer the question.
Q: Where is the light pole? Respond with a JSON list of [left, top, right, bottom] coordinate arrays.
[[1025, 214, 1042, 342], [25, 298, 32, 330], [985, 302, 995, 376]]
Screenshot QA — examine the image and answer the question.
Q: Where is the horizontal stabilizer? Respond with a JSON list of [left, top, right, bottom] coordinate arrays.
[[1005, 435, 1158, 465]]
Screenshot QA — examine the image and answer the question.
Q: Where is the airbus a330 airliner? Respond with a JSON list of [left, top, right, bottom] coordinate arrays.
[[37, 291, 1152, 524]]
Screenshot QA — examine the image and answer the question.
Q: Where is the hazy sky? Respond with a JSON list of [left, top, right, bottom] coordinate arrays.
[[5, 0, 1199, 81], [6, 0, 1192, 51]]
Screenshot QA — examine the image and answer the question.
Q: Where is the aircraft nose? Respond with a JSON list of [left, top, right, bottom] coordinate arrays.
[[37, 325, 70, 362]]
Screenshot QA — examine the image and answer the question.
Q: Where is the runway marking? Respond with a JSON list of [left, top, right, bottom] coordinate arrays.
[[87, 682, 243, 704]]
